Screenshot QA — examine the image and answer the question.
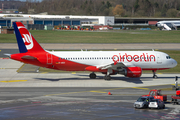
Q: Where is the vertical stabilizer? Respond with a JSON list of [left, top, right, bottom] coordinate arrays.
[[13, 22, 45, 53]]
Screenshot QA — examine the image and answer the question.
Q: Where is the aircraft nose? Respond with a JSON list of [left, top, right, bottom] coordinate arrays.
[[171, 59, 177, 68]]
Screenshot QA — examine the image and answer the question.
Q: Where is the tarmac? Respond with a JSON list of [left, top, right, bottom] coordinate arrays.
[[0, 59, 179, 87], [1, 56, 180, 120], [1, 43, 180, 119]]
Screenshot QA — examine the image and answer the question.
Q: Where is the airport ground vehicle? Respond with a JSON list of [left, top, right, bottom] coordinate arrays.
[[134, 96, 154, 109], [148, 99, 165, 109], [142, 89, 167, 101], [171, 90, 180, 104]]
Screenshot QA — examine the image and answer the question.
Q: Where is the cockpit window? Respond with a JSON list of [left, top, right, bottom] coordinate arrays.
[[166, 56, 171, 59]]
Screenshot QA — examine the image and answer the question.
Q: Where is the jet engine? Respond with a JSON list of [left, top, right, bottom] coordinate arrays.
[[118, 67, 142, 78]]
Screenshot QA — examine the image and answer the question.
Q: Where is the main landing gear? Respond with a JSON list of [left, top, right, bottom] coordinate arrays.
[[104, 68, 112, 81], [89, 68, 112, 81], [152, 70, 158, 79], [89, 72, 96, 79], [104, 75, 111, 81]]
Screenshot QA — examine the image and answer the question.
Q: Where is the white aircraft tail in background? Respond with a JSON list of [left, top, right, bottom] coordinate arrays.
[[156, 21, 180, 30]]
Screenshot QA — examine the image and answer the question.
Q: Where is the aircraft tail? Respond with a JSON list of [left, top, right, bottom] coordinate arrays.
[[13, 22, 45, 53]]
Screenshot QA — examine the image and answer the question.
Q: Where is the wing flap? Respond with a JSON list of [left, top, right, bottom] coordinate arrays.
[[98, 62, 135, 70]]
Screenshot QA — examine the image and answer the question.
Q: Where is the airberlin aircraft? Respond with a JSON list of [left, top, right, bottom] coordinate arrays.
[[6, 22, 177, 80]]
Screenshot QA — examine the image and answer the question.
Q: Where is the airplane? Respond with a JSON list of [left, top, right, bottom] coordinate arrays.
[[156, 21, 180, 30], [5, 22, 177, 80]]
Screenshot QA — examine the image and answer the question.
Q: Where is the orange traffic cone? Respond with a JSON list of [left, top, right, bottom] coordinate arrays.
[[108, 92, 112, 95]]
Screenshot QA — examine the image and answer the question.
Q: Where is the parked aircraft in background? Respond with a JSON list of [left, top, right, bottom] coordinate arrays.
[[5, 22, 177, 80], [156, 21, 180, 30]]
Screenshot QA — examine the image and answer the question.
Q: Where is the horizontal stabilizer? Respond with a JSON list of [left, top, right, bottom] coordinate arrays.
[[21, 55, 37, 60], [4, 53, 11, 58]]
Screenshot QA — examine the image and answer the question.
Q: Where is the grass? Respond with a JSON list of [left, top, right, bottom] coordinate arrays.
[[0, 30, 180, 43]]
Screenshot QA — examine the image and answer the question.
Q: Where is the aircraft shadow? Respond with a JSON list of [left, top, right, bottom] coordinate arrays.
[[35, 75, 176, 84], [35, 77, 91, 81], [76, 74, 144, 84]]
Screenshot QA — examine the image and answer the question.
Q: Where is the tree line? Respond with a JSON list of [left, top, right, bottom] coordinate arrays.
[[19, 0, 180, 17]]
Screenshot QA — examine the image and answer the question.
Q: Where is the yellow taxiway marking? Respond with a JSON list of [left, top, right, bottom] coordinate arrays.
[[45, 91, 89, 96], [0, 80, 27, 83], [0, 50, 1, 52], [45, 88, 127, 97], [71, 72, 76, 74], [90, 91, 107, 93], [132, 87, 149, 90], [41, 72, 48, 74], [171, 84, 180, 86]]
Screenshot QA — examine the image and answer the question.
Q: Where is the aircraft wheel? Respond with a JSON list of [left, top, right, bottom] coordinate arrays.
[[153, 75, 157, 79], [89, 73, 96, 79], [104, 75, 111, 81]]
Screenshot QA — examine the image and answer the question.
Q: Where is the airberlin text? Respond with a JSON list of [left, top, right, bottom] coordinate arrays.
[[112, 53, 155, 64]]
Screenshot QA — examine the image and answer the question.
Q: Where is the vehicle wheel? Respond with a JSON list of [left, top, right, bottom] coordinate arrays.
[[163, 105, 165, 109], [157, 106, 160, 109], [89, 73, 96, 79]]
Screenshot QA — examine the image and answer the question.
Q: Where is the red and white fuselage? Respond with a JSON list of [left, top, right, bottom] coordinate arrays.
[[8, 22, 177, 80]]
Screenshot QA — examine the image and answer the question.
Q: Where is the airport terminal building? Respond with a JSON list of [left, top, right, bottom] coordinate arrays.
[[1, 14, 180, 28], [0, 14, 114, 27]]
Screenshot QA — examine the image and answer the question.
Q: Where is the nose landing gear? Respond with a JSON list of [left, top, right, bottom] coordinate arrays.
[[104, 75, 111, 81], [152, 70, 157, 79]]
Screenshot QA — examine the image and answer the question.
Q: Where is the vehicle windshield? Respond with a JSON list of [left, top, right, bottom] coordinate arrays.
[[150, 99, 158, 102], [137, 97, 146, 102]]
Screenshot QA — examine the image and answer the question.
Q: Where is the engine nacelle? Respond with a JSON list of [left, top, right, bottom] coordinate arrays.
[[118, 67, 142, 78]]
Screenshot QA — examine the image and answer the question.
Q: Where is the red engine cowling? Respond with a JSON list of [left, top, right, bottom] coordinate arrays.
[[124, 67, 142, 78]]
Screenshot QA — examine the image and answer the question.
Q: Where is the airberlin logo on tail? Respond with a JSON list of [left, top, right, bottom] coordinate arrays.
[[22, 34, 34, 50], [18, 26, 34, 50]]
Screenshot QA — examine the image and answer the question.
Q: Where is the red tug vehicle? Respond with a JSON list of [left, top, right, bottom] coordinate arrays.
[[142, 89, 167, 102], [171, 90, 180, 104]]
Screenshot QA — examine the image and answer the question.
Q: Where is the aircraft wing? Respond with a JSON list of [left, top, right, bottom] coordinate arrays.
[[21, 55, 37, 60], [97, 62, 135, 70]]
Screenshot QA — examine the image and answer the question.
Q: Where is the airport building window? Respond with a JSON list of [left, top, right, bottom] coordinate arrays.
[[72, 21, 80, 25], [63, 21, 71, 25], [54, 21, 62, 26], [34, 20, 43, 25], [0, 20, 7, 26], [44, 21, 53, 25]]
